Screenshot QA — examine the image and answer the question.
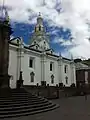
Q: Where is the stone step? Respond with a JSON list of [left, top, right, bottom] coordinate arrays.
[[0, 100, 45, 106], [11, 94, 35, 97], [0, 95, 42, 100], [0, 97, 46, 104], [10, 96, 42, 99], [11, 94, 32, 96], [0, 99, 48, 108], [0, 88, 59, 119], [11, 92, 29, 94], [0, 98, 41, 102], [11, 88, 27, 92], [11, 95, 38, 98], [11, 97, 45, 101], [0, 101, 51, 111], [11, 91, 29, 93], [0, 95, 37, 100], [0, 96, 36, 99], [0, 103, 56, 115], [0, 104, 59, 118]]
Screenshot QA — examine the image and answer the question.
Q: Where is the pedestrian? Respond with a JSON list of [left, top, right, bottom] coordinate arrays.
[[85, 92, 87, 101]]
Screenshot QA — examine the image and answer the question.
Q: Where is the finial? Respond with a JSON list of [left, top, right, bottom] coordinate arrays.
[[59, 52, 62, 59], [39, 12, 41, 16], [59, 52, 62, 57], [71, 53, 74, 61]]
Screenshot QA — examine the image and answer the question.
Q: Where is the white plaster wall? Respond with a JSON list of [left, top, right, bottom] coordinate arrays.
[[8, 46, 17, 88], [73, 64, 76, 85], [58, 59, 63, 84], [61, 61, 72, 87], [39, 40, 50, 50], [22, 50, 41, 86], [8, 44, 76, 87], [45, 56, 58, 86]]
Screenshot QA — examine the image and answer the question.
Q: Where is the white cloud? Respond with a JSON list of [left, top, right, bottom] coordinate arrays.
[[50, 29, 59, 35], [10, 35, 14, 39], [53, 37, 76, 47], [1, 0, 90, 59], [61, 40, 73, 46], [53, 37, 63, 43]]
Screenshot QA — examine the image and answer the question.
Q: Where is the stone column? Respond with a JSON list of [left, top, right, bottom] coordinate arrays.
[[41, 52, 46, 86], [16, 38, 24, 80], [16, 38, 24, 88], [58, 56, 63, 86], [85, 71, 88, 84], [70, 61, 76, 85], [0, 21, 12, 88]]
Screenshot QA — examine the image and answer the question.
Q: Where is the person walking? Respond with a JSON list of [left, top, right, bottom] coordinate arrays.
[[84, 92, 87, 101]]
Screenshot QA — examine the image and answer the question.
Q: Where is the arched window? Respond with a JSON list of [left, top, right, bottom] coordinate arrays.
[[51, 75, 54, 84], [30, 72, 35, 82], [65, 76, 68, 84], [51, 50, 53, 54], [34, 41, 36, 45], [35, 27, 37, 32], [64, 65, 68, 73], [44, 41, 46, 44], [39, 25, 41, 31], [36, 46, 38, 49]]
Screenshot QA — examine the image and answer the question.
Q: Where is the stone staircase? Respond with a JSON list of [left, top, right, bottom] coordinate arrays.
[[0, 88, 59, 118]]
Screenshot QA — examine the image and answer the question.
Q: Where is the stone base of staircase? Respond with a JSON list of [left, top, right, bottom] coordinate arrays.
[[0, 88, 59, 119], [0, 87, 11, 97]]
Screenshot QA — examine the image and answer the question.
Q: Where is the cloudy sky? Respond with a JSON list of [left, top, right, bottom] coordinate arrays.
[[0, 0, 90, 59]]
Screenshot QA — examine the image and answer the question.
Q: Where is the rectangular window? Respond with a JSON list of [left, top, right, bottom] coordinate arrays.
[[30, 59, 33, 68], [50, 63, 52, 71], [50, 62, 54, 71], [29, 57, 35, 68], [64, 65, 68, 73]]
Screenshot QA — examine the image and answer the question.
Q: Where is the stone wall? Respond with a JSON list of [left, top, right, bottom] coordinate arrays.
[[24, 85, 60, 99]]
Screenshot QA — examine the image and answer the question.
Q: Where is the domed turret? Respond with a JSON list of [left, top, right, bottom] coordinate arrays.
[[37, 12, 43, 25], [34, 12, 45, 32], [30, 12, 50, 51]]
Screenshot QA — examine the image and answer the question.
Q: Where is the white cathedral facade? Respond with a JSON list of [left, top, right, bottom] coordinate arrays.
[[8, 14, 76, 88]]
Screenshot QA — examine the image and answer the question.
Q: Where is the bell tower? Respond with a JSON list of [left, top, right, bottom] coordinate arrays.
[[30, 13, 50, 51], [35, 12, 45, 32]]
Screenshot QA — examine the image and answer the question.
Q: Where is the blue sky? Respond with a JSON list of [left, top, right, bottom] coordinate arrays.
[[11, 21, 72, 56], [1, 0, 90, 59]]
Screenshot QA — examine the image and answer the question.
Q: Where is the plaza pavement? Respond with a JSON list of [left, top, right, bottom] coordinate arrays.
[[3, 95, 90, 120]]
